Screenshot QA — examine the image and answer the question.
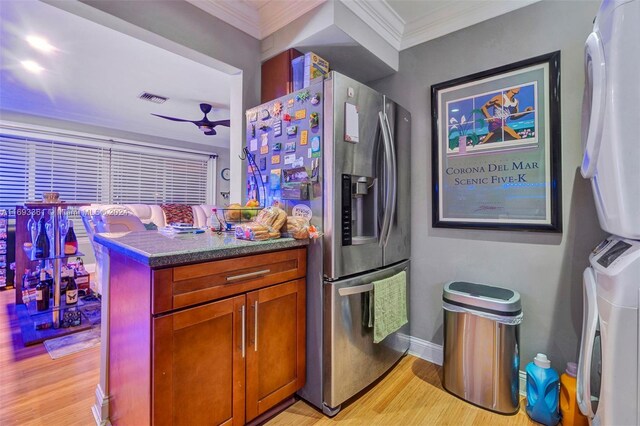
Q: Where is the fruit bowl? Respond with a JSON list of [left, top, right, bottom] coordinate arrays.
[[221, 207, 262, 224]]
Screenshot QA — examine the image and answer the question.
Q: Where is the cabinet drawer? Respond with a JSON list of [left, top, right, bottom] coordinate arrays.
[[153, 248, 306, 314]]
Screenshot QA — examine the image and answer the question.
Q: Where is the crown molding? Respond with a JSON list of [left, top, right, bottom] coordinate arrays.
[[186, 0, 261, 39], [339, 0, 405, 50], [259, 0, 328, 39], [401, 0, 541, 50]]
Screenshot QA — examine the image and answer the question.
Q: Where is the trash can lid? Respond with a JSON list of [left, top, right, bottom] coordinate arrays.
[[443, 281, 521, 315]]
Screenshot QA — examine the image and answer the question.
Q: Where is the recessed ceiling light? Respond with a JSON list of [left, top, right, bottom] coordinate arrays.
[[26, 35, 56, 53], [21, 60, 45, 74]]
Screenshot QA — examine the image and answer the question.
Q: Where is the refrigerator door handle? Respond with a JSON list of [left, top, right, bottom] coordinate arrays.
[[338, 283, 373, 296], [378, 111, 393, 247], [383, 112, 397, 249]]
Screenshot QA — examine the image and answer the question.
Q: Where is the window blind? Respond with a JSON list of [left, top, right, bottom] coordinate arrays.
[[0, 133, 210, 242], [0, 135, 110, 210], [110, 148, 208, 205]]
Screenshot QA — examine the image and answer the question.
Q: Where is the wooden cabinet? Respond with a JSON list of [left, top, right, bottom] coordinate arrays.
[[261, 48, 302, 103], [246, 279, 306, 421], [108, 247, 307, 425], [153, 295, 246, 426]]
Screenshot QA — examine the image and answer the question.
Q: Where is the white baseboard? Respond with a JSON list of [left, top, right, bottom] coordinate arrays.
[[398, 333, 527, 396], [92, 384, 111, 426], [519, 370, 527, 397], [398, 333, 444, 366]]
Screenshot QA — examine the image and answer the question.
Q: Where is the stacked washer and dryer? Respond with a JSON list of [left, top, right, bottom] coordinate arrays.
[[577, 0, 640, 425]]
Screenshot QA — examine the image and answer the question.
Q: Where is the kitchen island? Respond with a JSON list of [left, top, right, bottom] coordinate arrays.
[[93, 230, 308, 425]]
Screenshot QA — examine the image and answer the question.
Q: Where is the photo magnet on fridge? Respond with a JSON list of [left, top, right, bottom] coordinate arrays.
[[285, 141, 296, 152], [270, 169, 282, 190], [284, 153, 296, 165]]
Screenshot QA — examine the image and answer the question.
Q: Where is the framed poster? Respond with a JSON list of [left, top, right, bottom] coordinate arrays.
[[431, 51, 562, 232]]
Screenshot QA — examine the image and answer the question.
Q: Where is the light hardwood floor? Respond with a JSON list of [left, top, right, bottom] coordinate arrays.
[[0, 289, 100, 425], [267, 355, 535, 426], [0, 288, 534, 425]]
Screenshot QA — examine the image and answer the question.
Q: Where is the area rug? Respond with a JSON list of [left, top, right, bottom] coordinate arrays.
[[43, 327, 101, 359]]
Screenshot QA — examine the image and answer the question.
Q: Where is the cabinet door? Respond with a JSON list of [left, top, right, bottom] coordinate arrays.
[[153, 295, 246, 426], [246, 279, 306, 421], [261, 48, 302, 103]]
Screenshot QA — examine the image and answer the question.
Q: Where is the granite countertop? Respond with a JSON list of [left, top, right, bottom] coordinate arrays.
[[93, 230, 309, 268]]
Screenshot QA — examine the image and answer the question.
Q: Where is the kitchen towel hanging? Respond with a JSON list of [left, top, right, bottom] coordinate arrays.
[[373, 270, 408, 343]]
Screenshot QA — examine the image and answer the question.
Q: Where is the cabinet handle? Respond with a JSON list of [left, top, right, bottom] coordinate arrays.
[[226, 269, 271, 282], [241, 305, 245, 358], [254, 300, 258, 352]]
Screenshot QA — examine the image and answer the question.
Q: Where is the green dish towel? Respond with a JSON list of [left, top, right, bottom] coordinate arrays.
[[373, 270, 408, 343]]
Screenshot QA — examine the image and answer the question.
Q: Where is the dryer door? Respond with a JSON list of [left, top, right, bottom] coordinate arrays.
[[581, 31, 606, 179]]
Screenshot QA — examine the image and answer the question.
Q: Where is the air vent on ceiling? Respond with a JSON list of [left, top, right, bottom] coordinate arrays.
[[138, 92, 168, 104]]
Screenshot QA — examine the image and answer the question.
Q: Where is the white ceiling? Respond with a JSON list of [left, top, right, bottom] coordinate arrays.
[[190, 0, 539, 50], [0, 0, 233, 151]]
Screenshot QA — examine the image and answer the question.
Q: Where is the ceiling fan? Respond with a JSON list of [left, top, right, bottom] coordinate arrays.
[[151, 103, 230, 135]]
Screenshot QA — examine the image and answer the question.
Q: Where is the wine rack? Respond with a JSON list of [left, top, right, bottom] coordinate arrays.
[[0, 209, 7, 288]]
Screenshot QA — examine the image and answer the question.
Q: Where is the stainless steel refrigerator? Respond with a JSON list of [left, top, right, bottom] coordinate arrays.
[[245, 71, 411, 416]]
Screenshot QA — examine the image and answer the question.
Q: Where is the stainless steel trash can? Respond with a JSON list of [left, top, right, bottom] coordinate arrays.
[[442, 281, 522, 414]]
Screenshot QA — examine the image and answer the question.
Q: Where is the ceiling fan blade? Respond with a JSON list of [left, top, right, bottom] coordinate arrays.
[[150, 113, 193, 123], [210, 119, 230, 127]]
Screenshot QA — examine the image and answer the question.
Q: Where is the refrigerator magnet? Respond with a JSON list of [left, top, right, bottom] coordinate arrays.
[[273, 142, 282, 152], [293, 157, 304, 168], [271, 155, 281, 164], [311, 136, 321, 158], [344, 103, 359, 143], [285, 141, 296, 152], [261, 133, 269, 145], [309, 112, 319, 128], [250, 139, 257, 152], [260, 145, 269, 154], [273, 120, 282, 137], [270, 169, 282, 190], [284, 154, 296, 165], [300, 130, 308, 145], [259, 109, 270, 120], [273, 101, 283, 116], [287, 125, 298, 136], [295, 109, 307, 120], [259, 157, 267, 171]]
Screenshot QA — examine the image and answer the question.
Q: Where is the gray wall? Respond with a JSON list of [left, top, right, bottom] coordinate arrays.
[[369, 0, 606, 369], [215, 148, 231, 206]]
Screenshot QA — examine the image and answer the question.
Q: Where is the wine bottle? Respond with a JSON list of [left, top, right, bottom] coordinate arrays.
[[64, 220, 78, 255], [65, 277, 78, 305], [36, 269, 50, 311], [34, 216, 50, 259]]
